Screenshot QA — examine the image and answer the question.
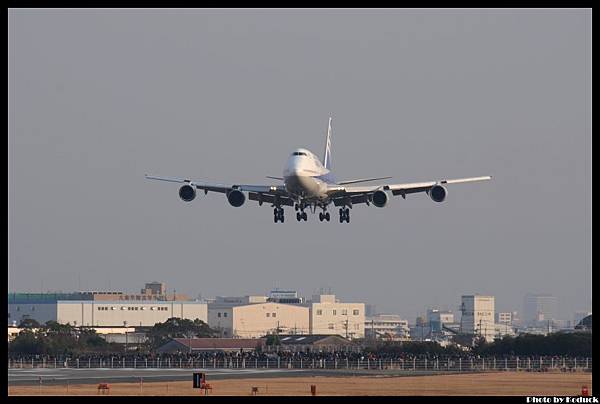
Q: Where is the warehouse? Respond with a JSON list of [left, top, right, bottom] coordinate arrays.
[[208, 300, 309, 338], [8, 293, 207, 327]]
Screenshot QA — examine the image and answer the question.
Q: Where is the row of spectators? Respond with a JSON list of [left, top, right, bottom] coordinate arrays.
[[7, 351, 590, 363]]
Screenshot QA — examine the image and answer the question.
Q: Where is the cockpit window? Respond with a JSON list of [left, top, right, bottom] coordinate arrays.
[[292, 152, 308, 156]]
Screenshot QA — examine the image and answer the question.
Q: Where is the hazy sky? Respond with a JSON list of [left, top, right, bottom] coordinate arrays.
[[9, 9, 591, 322]]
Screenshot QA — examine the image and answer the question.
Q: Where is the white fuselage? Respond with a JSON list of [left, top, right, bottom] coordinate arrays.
[[282, 148, 334, 200]]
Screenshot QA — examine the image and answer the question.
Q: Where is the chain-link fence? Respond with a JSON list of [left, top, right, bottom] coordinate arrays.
[[8, 357, 592, 372]]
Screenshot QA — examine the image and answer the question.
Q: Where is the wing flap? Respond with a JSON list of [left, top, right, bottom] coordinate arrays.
[[248, 192, 294, 206]]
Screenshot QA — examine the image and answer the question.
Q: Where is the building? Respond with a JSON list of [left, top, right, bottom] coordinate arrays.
[[574, 311, 592, 327], [427, 309, 455, 333], [365, 304, 377, 317], [266, 334, 358, 353], [460, 295, 495, 342], [8, 292, 207, 327], [305, 294, 365, 339], [494, 323, 516, 338], [365, 314, 410, 341], [496, 312, 513, 325], [157, 338, 266, 353], [575, 314, 592, 331], [141, 282, 166, 296], [267, 290, 303, 304], [207, 300, 309, 338], [523, 294, 558, 327]]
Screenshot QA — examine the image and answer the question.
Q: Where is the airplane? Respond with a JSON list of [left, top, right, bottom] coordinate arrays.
[[146, 118, 491, 223]]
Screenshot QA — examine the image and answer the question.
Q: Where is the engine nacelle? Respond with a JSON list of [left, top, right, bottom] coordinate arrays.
[[227, 189, 246, 207], [179, 185, 196, 202], [428, 184, 447, 203], [372, 190, 388, 208]]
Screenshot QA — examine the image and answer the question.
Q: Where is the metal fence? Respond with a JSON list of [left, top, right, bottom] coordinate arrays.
[[8, 357, 592, 372]]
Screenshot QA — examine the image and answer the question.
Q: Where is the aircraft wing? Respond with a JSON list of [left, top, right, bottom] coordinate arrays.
[[329, 176, 492, 206], [145, 175, 293, 206]]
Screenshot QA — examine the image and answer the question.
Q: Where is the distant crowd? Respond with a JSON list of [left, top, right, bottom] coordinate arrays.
[[7, 351, 589, 363]]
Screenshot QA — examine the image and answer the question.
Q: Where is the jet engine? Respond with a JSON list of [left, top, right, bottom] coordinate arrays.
[[371, 190, 388, 208], [227, 189, 246, 207], [428, 184, 447, 203], [179, 184, 196, 202]]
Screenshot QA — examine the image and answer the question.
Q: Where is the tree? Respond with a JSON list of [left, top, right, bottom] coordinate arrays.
[[18, 318, 41, 329], [145, 318, 216, 350]]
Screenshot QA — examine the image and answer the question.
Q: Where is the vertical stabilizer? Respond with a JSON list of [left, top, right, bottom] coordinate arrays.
[[323, 117, 332, 169]]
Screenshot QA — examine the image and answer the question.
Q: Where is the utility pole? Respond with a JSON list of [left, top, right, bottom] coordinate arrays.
[[371, 319, 375, 341], [345, 319, 349, 339]]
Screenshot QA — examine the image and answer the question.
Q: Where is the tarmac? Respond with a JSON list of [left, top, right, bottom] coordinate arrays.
[[8, 367, 460, 386]]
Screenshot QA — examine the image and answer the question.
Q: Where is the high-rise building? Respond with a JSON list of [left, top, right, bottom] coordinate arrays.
[[365, 304, 378, 317], [523, 294, 558, 326], [427, 309, 454, 332], [496, 312, 512, 324], [460, 295, 495, 342]]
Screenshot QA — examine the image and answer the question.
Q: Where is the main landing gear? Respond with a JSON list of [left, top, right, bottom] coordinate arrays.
[[319, 211, 331, 222], [339, 208, 350, 223], [296, 211, 308, 222], [274, 207, 284, 223]]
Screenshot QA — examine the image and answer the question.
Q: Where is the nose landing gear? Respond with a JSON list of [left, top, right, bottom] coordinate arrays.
[[274, 207, 285, 223], [296, 211, 308, 221], [319, 211, 330, 222], [339, 208, 350, 223]]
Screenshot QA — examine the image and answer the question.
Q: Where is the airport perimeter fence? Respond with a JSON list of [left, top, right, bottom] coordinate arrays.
[[8, 357, 592, 373]]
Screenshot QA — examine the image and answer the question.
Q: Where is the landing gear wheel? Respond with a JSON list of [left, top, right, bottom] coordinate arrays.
[[302, 212, 307, 221], [325, 212, 330, 221], [297, 212, 302, 221], [339, 208, 350, 223], [274, 207, 284, 223], [319, 213, 324, 222]]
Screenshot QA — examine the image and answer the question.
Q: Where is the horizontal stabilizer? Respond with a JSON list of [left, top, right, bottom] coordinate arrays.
[[266, 176, 284, 181]]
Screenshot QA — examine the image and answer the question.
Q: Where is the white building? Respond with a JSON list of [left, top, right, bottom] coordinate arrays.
[[496, 312, 513, 324], [365, 314, 410, 340], [305, 295, 365, 339], [427, 309, 455, 332], [207, 301, 309, 338], [8, 298, 207, 327], [460, 295, 495, 342]]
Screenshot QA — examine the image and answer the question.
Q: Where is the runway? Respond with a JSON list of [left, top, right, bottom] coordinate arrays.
[[8, 367, 455, 386]]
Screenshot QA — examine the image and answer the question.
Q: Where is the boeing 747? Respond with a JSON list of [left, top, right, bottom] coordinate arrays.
[[146, 118, 491, 223]]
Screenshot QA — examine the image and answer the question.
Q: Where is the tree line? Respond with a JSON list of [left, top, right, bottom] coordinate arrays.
[[9, 317, 215, 356], [9, 318, 591, 357]]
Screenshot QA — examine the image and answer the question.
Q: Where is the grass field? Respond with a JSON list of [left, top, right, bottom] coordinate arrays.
[[9, 371, 592, 396]]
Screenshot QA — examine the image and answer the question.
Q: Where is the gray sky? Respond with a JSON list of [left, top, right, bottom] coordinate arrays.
[[9, 9, 591, 322]]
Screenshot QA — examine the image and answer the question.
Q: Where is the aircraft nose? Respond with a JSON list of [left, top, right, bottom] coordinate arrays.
[[289, 157, 303, 174]]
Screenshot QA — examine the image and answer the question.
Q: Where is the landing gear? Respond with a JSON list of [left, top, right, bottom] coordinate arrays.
[[296, 211, 308, 221], [339, 208, 350, 223], [319, 211, 330, 222], [274, 207, 284, 223]]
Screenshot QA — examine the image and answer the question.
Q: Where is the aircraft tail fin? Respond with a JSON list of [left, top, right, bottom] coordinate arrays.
[[323, 117, 332, 169]]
